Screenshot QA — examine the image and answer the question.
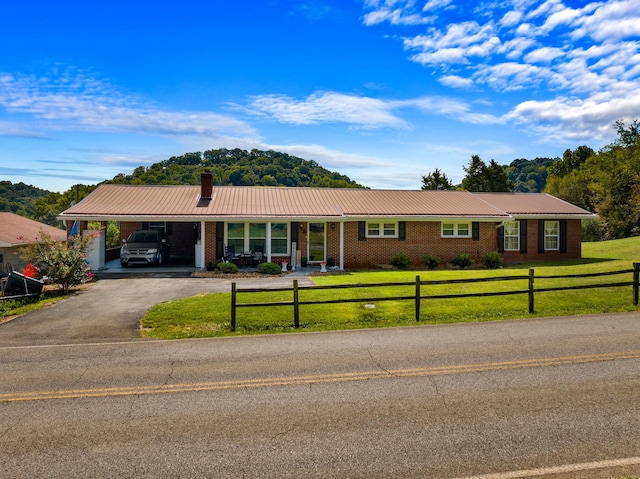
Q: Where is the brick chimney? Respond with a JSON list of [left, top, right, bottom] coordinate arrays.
[[200, 171, 213, 200]]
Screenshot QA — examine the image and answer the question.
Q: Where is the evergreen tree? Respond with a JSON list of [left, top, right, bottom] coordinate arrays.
[[421, 168, 454, 190], [461, 155, 512, 192]]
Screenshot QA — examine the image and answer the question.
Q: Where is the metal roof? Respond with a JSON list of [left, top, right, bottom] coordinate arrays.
[[0, 212, 67, 247], [474, 192, 594, 217], [59, 184, 595, 221]]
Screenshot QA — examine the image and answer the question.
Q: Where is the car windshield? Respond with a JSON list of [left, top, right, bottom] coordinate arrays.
[[128, 232, 159, 243]]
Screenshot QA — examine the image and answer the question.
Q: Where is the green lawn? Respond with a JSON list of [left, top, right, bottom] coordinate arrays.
[[140, 237, 640, 339]]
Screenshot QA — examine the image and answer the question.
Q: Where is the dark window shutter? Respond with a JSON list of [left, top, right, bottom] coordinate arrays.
[[560, 219, 567, 253], [497, 225, 505, 253], [538, 219, 545, 253], [398, 221, 406, 241], [472, 222, 480, 241], [216, 222, 224, 259], [291, 222, 299, 245], [358, 221, 366, 241], [519, 219, 527, 253]]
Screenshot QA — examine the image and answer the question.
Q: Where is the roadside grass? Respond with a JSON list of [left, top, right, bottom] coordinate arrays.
[[0, 289, 68, 322], [141, 237, 640, 339]]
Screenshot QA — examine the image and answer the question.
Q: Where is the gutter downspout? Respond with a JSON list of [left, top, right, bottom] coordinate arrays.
[[200, 220, 206, 271], [339, 221, 344, 271]]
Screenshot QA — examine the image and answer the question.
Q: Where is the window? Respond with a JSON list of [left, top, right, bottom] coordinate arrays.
[[249, 223, 266, 252], [504, 221, 519, 251], [227, 222, 289, 255], [227, 223, 245, 252], [544, 221, 559, 250], [271, 223, 288, 255], [441, 222, 471, 238], [367, 222, 397, 238]]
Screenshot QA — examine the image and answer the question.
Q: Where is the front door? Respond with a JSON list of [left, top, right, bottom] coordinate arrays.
[[308, 223, 325, 263]]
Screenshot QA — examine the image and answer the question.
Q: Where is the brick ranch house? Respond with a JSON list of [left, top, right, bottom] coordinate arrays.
[[59, 173, 595, 270]]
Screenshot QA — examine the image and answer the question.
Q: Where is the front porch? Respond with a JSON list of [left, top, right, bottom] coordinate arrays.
[[94, 258, 324, 279]]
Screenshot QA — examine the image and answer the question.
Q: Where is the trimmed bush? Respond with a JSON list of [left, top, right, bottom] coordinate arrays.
[[390, 253, 410, 270], [218, 262, 239, 274], [258, 262, 282, 275], [422, 254, 440, 270], [481, 251, 503, 269], [451, 253, 473, 269]]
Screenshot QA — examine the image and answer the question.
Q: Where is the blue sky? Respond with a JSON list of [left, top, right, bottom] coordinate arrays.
[[1, 0, 639, 192]]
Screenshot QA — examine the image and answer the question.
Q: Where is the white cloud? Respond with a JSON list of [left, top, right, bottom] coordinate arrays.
[[475, 62, 550, 91], [438, 75, 474, 88], [362, 0, 449, 26], [500, 10, 523, 27], [247, 91, 500, 128], [247, 92, 411, 129], [0, 120, 47, 138], [524, 46, 565, 64], [505, 90, 640, 142], [422, 0, 452, 11], [0, 69, 256, 139], [404, 21, 501, 66], [573, 0, 640, 41], [362, 0, 640, 145]]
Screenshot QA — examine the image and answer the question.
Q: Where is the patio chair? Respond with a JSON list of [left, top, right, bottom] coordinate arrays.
[[224, 245, 240, 264], [252, 245, 265, 267]]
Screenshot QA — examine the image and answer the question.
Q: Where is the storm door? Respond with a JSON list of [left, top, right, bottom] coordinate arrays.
[[308, 223, 325, 263]]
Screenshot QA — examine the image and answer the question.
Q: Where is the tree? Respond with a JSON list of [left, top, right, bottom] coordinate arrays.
[[461, 155, 512, 192], [505, 157, 555, 193], [421, 168, 454, 190], [544, 120, 640, 239], [461, 155, 486, 192], [20, 231, 94, 293], [615, 119, 640, 148], [548, 146, 594, 177]]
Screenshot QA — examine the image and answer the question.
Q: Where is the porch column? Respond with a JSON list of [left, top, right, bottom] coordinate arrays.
[[266, 221, 272, 263], [339, 221, 344, 271], [200, 220, 206, 271]]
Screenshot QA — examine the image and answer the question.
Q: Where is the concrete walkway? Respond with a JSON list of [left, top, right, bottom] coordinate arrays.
[[0, 275, 315, 347]]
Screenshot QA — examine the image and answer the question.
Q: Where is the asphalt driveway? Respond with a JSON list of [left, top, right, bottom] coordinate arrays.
[[0, 276, 313, 347]]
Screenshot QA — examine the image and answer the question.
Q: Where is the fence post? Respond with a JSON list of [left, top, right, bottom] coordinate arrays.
[[231, 282, 237, 332], [293, 279, 300, 328], [634, 263, 639, 306], [415, 275, 421, 322], [528, 268, 535, 313]]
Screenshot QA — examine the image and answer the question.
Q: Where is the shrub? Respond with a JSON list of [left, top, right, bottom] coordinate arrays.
[[422, 254, 440, 270], [450, 253, 473, 269], [218, 262, 239, 274], [19, 231, 94, 293], [582, 218, 605, 242], [258, 262, 282, 275], [390, 253, 410, 270], [481, 251, 503, 269]]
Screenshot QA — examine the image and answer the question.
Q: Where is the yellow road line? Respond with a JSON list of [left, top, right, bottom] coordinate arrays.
[[2, 350, 639, 403], [452, 456, 640, 479]]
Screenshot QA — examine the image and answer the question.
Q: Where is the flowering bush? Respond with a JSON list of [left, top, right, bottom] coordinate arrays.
[[19, 231, 94, 293]]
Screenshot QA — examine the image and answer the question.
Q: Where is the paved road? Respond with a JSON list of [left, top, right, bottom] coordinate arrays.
[[1, 311, 640, 478], [0, 276, 314, 347]]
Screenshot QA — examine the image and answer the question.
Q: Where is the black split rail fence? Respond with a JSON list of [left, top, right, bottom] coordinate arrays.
[[230, 263, 640, 331]]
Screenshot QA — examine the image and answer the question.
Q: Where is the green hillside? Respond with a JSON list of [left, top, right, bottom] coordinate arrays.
[[107, 148, 365, 188]]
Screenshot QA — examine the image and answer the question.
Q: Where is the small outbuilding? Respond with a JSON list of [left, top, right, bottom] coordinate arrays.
[[0, 212, 67, 273]]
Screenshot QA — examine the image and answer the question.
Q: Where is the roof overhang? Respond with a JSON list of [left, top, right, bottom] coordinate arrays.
[[511, 213, 597, 220], [58, 214, 513, 223]]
